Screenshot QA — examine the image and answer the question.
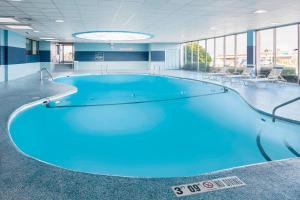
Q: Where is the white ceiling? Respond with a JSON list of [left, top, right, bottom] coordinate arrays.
[[0, 0, 300, 43]]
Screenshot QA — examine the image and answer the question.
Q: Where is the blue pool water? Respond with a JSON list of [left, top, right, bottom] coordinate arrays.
[[9, 75, 300, 177]]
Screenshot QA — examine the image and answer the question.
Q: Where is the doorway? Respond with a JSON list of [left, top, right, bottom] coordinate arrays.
[[165, 49, 180, 70], [52, 43, 74, 71]]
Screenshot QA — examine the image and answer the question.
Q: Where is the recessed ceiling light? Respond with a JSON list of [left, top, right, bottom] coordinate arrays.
[[73, 31, 153, 41], [33, 30, 40, 33], [0, 17, 19, 23], [11, 0, 22, 2], [271, 22, 279, 26], [55, 19, 64, 23], [6, 25, 32, 29], [40, 37, 55, 40], [254, 9, 267, 14], [46, 40, 59, 42]]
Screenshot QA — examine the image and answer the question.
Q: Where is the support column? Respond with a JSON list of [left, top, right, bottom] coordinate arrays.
[[247, 30, 256, 71], [4, 30, 8, 82], [298, 24, 300, 84]]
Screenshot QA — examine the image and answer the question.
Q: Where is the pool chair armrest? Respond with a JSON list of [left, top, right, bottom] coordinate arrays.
[[278, 75, 287, 82], [256, 75, 267, 78]]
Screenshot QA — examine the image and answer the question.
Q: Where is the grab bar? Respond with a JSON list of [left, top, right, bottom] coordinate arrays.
[[40, 67, 53, 81], [272, 96, 300, 122]]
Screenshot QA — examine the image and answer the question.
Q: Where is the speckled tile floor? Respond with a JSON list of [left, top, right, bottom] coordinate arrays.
[[0, 70, 300, 200]]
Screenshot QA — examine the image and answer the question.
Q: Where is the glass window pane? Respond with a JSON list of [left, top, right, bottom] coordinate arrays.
[[26, 38, 32, 55], [258, 29, 274, 75], [276, 25, 298, 82], [236, 33, 247, 68], [184, 43, 193, 70], [198, 40, 206, 71], [225, 35, 235, 68], [192, 42, 198, 70], [32, 41, 37, 55], [215, 37, 224, 68], [206, 39, 214, 68], [63, 44, 73, 62]]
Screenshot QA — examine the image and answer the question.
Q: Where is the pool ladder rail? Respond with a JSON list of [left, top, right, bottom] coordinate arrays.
[[40, 67, 54, 81], [272, 96, 300, 122]]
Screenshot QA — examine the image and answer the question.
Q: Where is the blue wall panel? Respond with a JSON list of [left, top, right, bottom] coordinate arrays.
[[26, 55, 40, 63], [0, 46, 4, 65], [75, 51, 149, 62], [7, 46, 26, 65], [151, 51, 165, 61], [40, 50, 51, 62], [75, 51, 97, 62], [1, 46, 40, 65], [104, 52, 148, 61]]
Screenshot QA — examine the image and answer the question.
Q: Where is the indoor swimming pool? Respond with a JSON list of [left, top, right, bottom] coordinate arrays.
[[8, 75, 300, 178]]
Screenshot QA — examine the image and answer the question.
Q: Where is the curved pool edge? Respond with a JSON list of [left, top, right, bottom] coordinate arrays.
[[164, 74, 300, 125], [5, 73, 300, 180]]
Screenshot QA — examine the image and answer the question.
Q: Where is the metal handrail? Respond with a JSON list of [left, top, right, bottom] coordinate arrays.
[[272, 96, 300, 122], [40, 68, 53, 81]]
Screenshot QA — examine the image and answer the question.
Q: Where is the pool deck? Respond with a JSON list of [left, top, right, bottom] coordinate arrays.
[[0, 70, 300, 200]]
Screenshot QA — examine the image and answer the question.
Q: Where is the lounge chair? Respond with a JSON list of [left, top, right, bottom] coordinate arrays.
[[222, 67, 255, 84], [244, 66, 287, 86], [202, 67, 232, 81]]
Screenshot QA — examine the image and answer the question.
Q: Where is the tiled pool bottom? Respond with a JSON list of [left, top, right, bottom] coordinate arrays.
[[0, 72, 300, 200]]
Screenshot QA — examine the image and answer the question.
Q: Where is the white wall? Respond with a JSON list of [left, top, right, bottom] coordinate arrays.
[[0, 66, 4, 82], [0, 29, 4, 82], [149, 43, 181, 70], [1, 30, 41, 81], [76, 61, 149, 72], [8, 63, 40, 81], [74, 43, 150, 72]]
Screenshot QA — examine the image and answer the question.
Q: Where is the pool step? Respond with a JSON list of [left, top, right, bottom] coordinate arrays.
[[258, 122, 300, 161]]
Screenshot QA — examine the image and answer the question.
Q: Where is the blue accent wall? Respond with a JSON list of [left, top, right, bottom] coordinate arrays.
[[75, 51, 149, 62], [151, 51, 165, 61], [74, 43, 149, 51], [40, 50, 51, 62], [0, 46, 4, 65], [1, 46, 40, 65], [104, 52, 149, 61], [247, 30, 255, 66]]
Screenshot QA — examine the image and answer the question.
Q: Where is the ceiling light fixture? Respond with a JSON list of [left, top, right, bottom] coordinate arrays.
[[271, 22, 279, 26], [55, 19, 64, 23], [253, 9, 267, 14], [40, 37, 55, 40], [33, 30, 40, 33], [0, 17, 20, 23], [46, 40, 59, 42], [73, 31, 153, 41], [6, 25, 32, 29], [11, 0, 23, 2]]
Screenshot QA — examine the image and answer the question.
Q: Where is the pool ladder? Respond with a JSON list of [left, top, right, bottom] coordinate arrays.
[[40, 67, 53, 81], [272, 96, 300, 122], [152, 65, 162, 75], [100, 64, 108, 74]]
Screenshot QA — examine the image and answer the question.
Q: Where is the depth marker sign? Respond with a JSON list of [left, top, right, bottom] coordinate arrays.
[[172, 176, 246, 197]]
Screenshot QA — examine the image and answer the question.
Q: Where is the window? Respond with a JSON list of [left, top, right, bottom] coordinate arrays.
[[276, 25, 298, 82], [186, 43, 192, 69], [183, 43, 193, 70], [60, 43, 74, 63], [225, 35, 235, 68], [215, 37, 224, 68], [198, 40, 206, 71], [206, 39, 215, 68], [236, 33, 247, 68], [192, 42, 199, 70], [26, 38, 39, 55], [257, 29, 274, 75]]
